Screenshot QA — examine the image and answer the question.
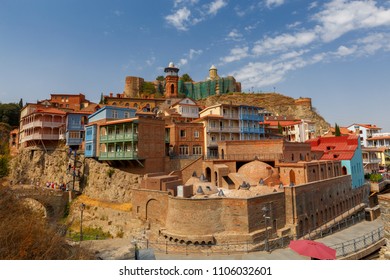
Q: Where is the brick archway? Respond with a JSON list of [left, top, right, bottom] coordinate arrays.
[[146, 199, 162, 223]]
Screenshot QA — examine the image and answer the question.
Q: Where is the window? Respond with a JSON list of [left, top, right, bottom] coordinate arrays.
[[112, 110, 118, 118], [180, 129, 186, 138], [211, 135, 216, 142], [193, 145, 202, 155], [124, 112, 130, 118], [179, 145, 189, 155], [194, 130, 199, 138]]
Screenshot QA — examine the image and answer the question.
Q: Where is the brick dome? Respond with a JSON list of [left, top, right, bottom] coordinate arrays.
[[237, 160, 276, 185]]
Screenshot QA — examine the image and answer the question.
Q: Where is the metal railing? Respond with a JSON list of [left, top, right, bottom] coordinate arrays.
[[303, 211, 366, 240], [331, 226, 384, 257]]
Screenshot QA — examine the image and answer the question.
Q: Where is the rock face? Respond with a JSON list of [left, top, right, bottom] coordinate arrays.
[[9, 147, 143, 239], [83, 158, 140, 203], [9, 147, 141, 203]]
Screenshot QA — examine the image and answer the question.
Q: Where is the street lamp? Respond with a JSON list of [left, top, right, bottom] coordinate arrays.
[[79, 203, 85, 242], [262, 206, 270, 252], [131, 237, 139, 260]]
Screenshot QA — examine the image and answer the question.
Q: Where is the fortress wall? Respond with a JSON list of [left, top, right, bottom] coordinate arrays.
[[284, 175, 368, 236], [165, 197, 224, 236], [246, 193, 286, 234], [132, 189, 169, 225]]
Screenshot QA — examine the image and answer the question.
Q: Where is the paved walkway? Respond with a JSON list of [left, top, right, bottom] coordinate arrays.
[[154, 219, 384, 260]]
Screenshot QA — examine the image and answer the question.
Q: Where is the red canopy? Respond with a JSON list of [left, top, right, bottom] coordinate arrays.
[[289, 240, 337, 260]]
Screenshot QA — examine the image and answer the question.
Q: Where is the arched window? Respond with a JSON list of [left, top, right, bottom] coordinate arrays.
[[170, 84, 175, 94]]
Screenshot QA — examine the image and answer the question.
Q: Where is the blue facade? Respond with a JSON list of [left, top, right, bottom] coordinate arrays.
[[84, 106, 137, 158], [342, 139, 365, 188], [66, 113, 89, 146], [88, 106, 137, 123], [238, 105, 265, 140], [84, 124, 97, 157]]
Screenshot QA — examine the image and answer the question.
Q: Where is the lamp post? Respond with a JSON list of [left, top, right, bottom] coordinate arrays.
[[262, 206, 270, 251], [131, 238, 138, 260], [79, 203, 85, 242]]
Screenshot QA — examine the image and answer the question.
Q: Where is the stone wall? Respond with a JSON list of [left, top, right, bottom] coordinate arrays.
[[378, 193, 390, 259]]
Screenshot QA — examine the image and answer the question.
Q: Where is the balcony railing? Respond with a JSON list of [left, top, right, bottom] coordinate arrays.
[[205, 153, 284, 161], [23, 120, 64, 129], [363, 158, 381, 164], [98, 151, 138, 160], [206, 126, 240, 133], [21, 133, 60, 142], [240, 127, 265, 134], [100, 133, 138, 142], [222, 113, 239, 120]]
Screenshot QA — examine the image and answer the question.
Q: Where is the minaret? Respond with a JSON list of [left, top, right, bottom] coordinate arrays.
[[164, 62, 179, 98]]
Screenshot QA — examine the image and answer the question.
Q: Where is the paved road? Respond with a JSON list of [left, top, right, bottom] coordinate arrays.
[[154, 219, 384, 260]]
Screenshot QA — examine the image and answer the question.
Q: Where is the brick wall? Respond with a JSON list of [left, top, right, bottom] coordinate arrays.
[[378, 193, 390, 255], [284, 175, 368, 237]]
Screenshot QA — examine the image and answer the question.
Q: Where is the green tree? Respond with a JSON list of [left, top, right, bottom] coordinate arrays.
[[278, 121, 283, 134], [0, 103, 21, 127], [180, 73, 193, 82], [156, 76, 165, 82], [141, 82, 156, 95], [18, 98, 23, 109], [335, 123, 341, 136]]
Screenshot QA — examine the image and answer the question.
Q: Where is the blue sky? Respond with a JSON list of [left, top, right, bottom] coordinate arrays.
[[1, 0, 390, 131]]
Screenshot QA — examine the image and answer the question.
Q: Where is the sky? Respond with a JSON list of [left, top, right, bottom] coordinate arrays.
[[1, 0, 390, 131]]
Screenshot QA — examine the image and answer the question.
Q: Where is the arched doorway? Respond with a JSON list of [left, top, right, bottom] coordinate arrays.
[[221, 149, 224, 159], [205, 167, 211, 182], [146, 199, 161, 224], [342, 166, 347, 175], [214, 171, 218, 186], [289, 170, 296, 185]]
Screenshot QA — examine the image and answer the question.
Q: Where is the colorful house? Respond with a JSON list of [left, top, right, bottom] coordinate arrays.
[[308, 135, 365, 188]]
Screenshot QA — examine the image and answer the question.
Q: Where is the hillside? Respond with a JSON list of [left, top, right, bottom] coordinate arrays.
[[197, 92, 330, 136]]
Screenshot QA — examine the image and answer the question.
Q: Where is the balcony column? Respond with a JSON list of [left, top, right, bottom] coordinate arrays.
[[131, 122, 135, 156]]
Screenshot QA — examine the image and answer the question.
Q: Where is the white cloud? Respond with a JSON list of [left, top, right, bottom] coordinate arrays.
[[308, 1, 318, 10], [314, 0, 390, 42], [357, 32, 390, 55], [334, 45, 357, 57], [265, 0, 285, 9], [252, 31, 317, 55], [221, 46, 249, 63], [207, 0, 228, 15], [146, 56, 156, 66], [165, 7, 191, 31], [223, 1, 390, 89], [226, 29, 243, 41], [165, 0, 227, 31], [188, 49, 203, 59], [179, 58, 188, 66], [178, 49, 203, 67]]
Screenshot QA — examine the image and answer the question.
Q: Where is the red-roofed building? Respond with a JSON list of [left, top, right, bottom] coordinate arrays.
[[347, 123, 382, 147], [262, 116, 316, 142], [308, 135, 365, 188]]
